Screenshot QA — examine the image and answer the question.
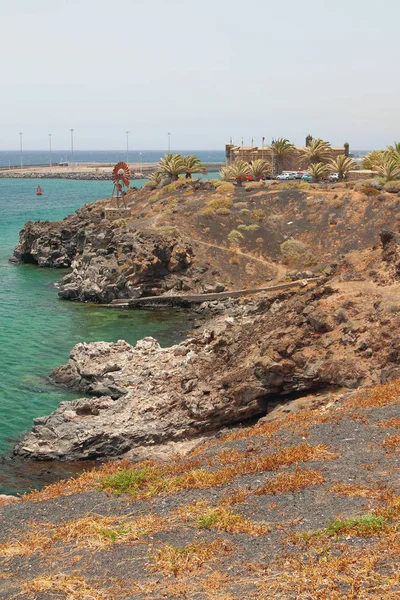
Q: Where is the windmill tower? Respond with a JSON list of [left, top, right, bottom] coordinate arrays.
[[111, 161, 130, 207]]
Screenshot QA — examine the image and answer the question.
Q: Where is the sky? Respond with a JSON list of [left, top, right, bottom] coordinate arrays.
[[0, 0, 398, 150]]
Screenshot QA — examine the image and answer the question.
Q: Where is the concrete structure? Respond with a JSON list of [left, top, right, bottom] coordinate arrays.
[[225, 136, 350, 174]]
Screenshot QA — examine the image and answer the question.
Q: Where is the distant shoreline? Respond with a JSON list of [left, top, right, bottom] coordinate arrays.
[[0, 162, 225, 180]]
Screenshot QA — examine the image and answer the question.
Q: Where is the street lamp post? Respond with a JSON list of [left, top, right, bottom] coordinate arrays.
[[19, 132, 23, 168], [139, 151, 142, 175], [167, 132, 171, 153], [70, 129, 74, 164], [125, 130, 129, 163], [49, 134, 52, 167]]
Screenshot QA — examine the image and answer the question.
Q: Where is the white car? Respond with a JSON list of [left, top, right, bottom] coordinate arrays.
[[276, 173, 291, 180], [328, 172, 339, 182]]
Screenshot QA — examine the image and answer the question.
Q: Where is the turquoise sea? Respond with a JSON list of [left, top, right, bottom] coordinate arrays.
[[0, 178, 195, 495]]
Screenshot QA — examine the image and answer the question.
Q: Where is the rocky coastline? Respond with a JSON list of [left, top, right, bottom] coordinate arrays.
[[15, 233, 400, 460], [11, 180, 400, 462]]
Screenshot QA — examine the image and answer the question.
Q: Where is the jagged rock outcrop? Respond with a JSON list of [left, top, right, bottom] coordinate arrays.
[[15, 257, 400, 460], [12, 204, 196, 302]]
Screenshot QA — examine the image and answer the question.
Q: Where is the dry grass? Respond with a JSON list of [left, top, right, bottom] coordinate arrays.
[[257, 527, 400, 599], [348, 380, 400, 409], [177, 501, 271, 536], [331, 482, 394, 502], [21, 574, 109, 599], [99, 443, 337, 499], [0, 513, 166, 557], [255, 467, 325, 495], [152, 539, 232, 577], [382, 435, 400, 450], [378, 416, 400, 429]]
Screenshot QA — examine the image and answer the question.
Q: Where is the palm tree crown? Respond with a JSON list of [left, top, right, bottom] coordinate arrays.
[[328, 155, 357, 180], [300, 139, 332, 167], [249, 159, 271, 180], [182, 155, 206, 179], [377, 157, 400, 181], [157, 153, 186, 180], [362, 150, 385, 170], [271, 138, 295, 174], [229, 161, 250, 185], [308, 162, 329, 182]]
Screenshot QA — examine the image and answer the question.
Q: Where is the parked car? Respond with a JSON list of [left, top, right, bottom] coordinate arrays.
[[302, 173, 313, 182], [328, 172, 339, 182], [276, 173, 291, 180]]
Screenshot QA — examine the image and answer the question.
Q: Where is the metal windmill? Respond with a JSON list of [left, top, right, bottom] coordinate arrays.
[[111, 161, 130, 207]]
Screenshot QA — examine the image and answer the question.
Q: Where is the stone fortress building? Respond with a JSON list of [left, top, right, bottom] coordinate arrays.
[[225, 135, 350, 174]]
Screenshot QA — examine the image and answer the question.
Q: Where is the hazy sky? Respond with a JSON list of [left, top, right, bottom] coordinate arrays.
[[1, 0, 398, 150]]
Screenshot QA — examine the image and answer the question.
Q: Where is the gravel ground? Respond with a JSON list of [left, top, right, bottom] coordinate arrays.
[[0, 387, 399, 599]]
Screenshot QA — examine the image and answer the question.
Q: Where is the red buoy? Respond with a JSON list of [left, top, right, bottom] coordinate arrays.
[[36, 185, 43, 196]]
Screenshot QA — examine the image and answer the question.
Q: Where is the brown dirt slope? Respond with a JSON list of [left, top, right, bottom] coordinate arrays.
[[13, 178, 400, 303]]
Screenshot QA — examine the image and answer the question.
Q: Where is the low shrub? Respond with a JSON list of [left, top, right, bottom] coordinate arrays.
[[208, 197, 233, 210], [233, 202, 249, 209], [239, 208, 251, 215], [227, 229, 244, 246], [215, 182, 234, 195], [244, 181, 265, 191], [360, 185, 381, 197], [280, 239, 315, 266], [156, 226, 179, 239], [246, 224, 260, 231], [384, 181, 400, 194], [251, 209, 266, 222], [200, 207, 216, 218], [216, 208, 231, 215]]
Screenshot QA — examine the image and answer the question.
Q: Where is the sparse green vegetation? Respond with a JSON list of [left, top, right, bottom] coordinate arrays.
[[251, 209, 265, 222], [244, 181, 265, 191], [100, 467, 153, 497], [325, 514, 386, 536], [208, 197, 233, 210], [384, 180, 400, 193], [227, 229, 244, 246], [200, 207, 216, 218], [215, 181, 234, 194], [280, 239, 314, 265]]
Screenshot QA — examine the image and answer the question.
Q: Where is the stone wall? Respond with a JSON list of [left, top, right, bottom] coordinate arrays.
[[104, 208, 132, 220]]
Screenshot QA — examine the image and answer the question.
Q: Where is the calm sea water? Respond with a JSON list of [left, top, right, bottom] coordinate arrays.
[[0, 150, 226, 169], [0, 178, 196, 494]]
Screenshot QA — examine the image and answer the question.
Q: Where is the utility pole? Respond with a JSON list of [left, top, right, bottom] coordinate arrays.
[[70, 129, 74, 163], [167, 132, 171, 153], [19, 132, 23, 168], [125, 130, 129, 163], [49, 134, 52, 167]]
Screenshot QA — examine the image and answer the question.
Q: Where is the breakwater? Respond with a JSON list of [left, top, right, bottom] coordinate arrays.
[[0, 162, 225, 180]]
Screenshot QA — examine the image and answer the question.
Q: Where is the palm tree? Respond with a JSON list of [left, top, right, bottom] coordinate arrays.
[[157, 153, 185, 181], [387, 142, 400, 156], [249, 159, 271, 180], [146, 171, 164, 187], [219, 166, 233, 181], [182, 155, 206, 179], [300, 139, 332, 167], [308, 162, 329, 183], [271, 138, 294, 174], [328, 155, 357, 181], [361, 150, 385, 170], [229, 160, 250, 186], [377, 157, 400, 181]]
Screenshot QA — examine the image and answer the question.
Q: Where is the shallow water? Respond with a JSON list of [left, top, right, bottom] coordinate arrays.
[[0, 178, 192, 494]]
